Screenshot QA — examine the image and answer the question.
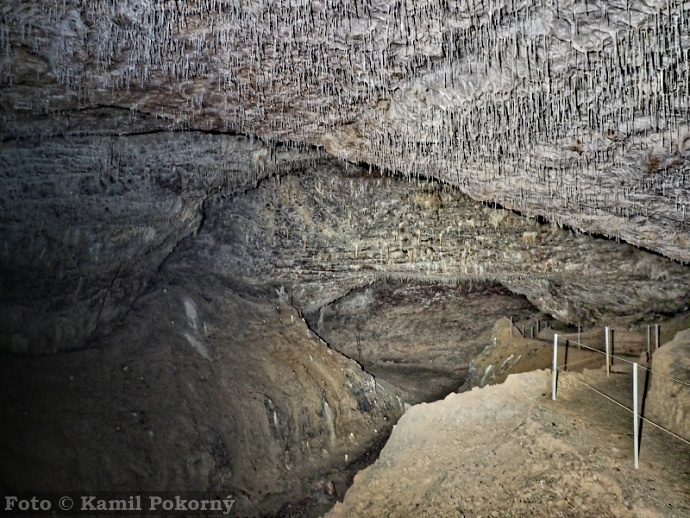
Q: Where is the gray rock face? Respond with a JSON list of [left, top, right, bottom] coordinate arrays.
[[2, 130, 690, 355], [0, 264, 405, 517], [305, 280, 541, 402], [2, 2, 690, 355], [3, 132, 690, 354], [205, 160, 690, 325], [0, 132, 319, 353], [2, 0, 690, 263]]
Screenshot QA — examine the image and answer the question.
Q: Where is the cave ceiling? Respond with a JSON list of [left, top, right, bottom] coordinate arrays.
[[2, 0, 690, 262], [2, 1, 690, 353]]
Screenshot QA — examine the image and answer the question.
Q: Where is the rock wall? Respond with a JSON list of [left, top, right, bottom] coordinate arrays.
[[0, 242, 405, 517], [205, 159, 690, 325], [306, 281, 541, 402], [0, 132, 321, 353], [2, 132, 690, 355], [459, 317, 554, 390], [647, 328, 690, 442], [3, 1, 690, 354]]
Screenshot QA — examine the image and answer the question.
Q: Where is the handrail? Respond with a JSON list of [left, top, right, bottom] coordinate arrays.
[[551, 331, 690, 470]]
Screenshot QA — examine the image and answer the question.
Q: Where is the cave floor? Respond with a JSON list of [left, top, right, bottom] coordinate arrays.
[[362, 362, 468, 404], [327, 355, 690, 517], [554, 367, 690, 516]]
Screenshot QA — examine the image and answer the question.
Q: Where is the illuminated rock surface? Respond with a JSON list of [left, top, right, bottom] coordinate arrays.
[[2, 1, 690, 516]]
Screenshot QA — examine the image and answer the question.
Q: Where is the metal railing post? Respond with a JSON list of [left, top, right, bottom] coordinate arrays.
[[552, 334, 558, 400], [633, 362, 639, 469], [647, 325, 651, 358], [605, 326, 611, 376], [655, 324, 660, 351]]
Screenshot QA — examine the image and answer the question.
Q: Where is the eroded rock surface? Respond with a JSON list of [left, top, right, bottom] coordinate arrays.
[[307, 281, 541, 402], [2, 1, 690, 261], [647, 328, 690, 442], [0, 132, 322, 353], [0, 247, 405, 517], [3, 136, 690, 357], [208, 160, 690, 325]]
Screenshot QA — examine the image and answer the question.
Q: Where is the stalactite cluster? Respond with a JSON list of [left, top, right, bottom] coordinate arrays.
[[1, 0, 689, 260]]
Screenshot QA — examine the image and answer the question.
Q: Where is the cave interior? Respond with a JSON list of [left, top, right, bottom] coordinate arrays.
[[1, 1, 690, 516]]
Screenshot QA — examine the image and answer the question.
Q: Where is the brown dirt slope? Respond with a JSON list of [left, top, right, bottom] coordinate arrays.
[[327, 368, 690, 517]]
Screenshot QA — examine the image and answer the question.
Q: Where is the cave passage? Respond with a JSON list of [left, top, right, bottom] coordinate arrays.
[[4, 150, 690, 516]]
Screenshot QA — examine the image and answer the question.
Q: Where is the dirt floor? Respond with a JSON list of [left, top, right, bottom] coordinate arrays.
[[326, 346, 690, 517]]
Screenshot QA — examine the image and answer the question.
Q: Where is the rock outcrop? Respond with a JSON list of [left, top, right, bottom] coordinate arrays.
[[306, 281, 541, 402], [206, 160, 690, 325], [647, 328, 690, 442], [0, 232, 405, 517], [0, 133, 322, 353], [3, 140, 690, 354]]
